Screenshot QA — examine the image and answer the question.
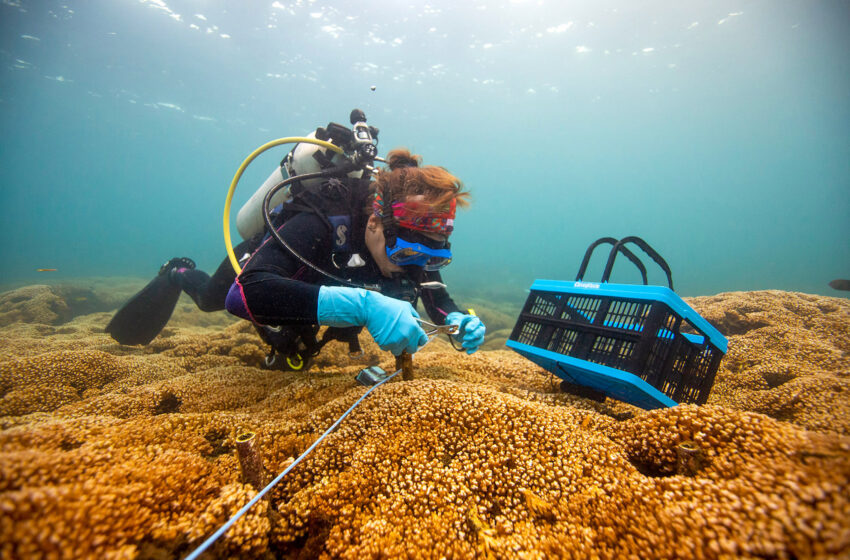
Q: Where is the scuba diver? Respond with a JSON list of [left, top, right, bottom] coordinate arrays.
[[225, 146, 485, 370], [105, 113, 371, 346], [107, 109, 486, 371]]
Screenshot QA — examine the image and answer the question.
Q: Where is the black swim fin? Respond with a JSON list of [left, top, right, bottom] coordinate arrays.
[[106, 258, 194, 345]]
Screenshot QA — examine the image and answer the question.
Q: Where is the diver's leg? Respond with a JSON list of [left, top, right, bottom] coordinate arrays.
[[171, 236, 262, 312]]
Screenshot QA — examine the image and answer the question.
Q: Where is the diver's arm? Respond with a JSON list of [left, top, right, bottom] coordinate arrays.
[[422, 270, 486, 354], [227, 212, 331, 325], [420, 270, 462, 324]]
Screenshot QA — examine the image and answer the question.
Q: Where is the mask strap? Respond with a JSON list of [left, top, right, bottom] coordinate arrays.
[[380, 178, 398, 247]]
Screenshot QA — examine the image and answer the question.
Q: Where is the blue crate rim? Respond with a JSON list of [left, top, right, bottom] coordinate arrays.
[[529, 279, 728, 353], [506, 340, 678, 409]]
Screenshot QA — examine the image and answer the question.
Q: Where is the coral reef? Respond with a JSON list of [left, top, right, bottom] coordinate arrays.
[[0, 350, 130, 416], [0, 283, 116, 328], [0, 283, 848, 558], [0, 285, 74, 327], [688, 291, 850, 434], [273, 386, 848, 559]]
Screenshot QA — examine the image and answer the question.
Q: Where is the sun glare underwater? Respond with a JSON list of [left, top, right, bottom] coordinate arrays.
[[0, 0, 848, 297]]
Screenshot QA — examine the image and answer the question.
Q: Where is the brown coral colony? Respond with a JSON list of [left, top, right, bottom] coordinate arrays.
[[0, 286, 848, 558]]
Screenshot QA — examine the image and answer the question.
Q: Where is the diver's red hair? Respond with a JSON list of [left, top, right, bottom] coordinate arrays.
[[372, 148, 470, 210]]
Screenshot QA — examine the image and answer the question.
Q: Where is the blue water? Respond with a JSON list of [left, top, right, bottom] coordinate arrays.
[[1, 0, 848, 298]]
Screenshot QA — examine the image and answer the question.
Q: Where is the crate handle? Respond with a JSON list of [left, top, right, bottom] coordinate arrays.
[[576, 237, 648, 285], [601, 236, 674, 290]]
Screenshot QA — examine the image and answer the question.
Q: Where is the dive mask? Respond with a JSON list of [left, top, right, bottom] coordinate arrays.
[[386, 229, 452, 271]]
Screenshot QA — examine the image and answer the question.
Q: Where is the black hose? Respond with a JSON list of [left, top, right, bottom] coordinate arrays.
[[261, 166, 380, 291]]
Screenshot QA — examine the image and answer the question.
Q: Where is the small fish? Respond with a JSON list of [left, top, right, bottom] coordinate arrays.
[[36, 268, 58, 272], [828, 279, 850, 291]]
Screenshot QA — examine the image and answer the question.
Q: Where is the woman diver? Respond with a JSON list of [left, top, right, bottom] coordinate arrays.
[[107, 111, 485, 368], [224, 148, 486, 368]]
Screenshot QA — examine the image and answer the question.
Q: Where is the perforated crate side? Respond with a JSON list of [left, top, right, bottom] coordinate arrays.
[[509, 281, 728, 408]]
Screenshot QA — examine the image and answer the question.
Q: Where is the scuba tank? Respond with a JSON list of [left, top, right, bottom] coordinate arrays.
[[235, 165, 286, 241], [236, 130, 368, 241]]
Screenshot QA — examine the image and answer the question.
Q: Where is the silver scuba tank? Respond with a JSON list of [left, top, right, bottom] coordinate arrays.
[[235, 131, 364, 240], [236, 130, 363, 239]]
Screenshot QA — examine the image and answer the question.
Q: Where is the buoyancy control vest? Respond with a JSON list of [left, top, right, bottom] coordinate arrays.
[[256, 174, 375, 371], [277, 175, 373, 269]]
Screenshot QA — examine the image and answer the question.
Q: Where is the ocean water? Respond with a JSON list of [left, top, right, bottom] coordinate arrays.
[[1, 0, 848, 299]]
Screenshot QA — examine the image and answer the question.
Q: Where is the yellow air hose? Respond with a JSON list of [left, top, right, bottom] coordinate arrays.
[[223, 137, 345, 274]]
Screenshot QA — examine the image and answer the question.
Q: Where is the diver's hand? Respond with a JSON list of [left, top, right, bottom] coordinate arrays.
[[317, 286, 428, 355], [446, 312, 486, 354]]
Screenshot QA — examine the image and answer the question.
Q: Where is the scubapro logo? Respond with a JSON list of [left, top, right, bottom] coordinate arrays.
[[335, 224, 348, 247]]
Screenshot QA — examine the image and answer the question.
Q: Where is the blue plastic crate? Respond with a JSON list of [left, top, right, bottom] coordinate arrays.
[[507, 238, 728, 410]]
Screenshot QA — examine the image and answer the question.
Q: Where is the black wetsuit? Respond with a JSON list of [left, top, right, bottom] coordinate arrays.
[[226, 211, 461, 328]]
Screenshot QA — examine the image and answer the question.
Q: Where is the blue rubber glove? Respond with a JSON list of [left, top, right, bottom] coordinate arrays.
[[446, 312, 486, 354], [317, 286, 428, 356]]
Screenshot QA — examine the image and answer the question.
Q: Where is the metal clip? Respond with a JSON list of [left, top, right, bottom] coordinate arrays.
[[417, 319, 459, 337], [356, 366, 390, 386]]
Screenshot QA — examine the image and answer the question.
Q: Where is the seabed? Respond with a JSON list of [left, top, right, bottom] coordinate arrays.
[[0, 280, 848, 559]]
